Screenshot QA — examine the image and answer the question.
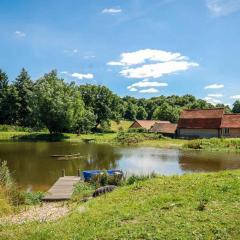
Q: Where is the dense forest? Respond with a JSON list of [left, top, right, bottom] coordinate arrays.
[[0, 68, 240, 134]]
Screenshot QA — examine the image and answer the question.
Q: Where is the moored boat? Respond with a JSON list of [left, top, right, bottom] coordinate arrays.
[[82, 170, 123, 181]]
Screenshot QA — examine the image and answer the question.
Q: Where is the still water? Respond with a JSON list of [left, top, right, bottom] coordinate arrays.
[[0, 142, 240, 191]]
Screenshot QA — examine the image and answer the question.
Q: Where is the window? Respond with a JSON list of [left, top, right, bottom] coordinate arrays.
[[223, 128, 230, 135]]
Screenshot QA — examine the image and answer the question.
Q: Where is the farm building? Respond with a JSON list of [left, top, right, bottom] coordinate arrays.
[[220, 114, 240, 137], [177, 108, 240, 138], [129, 120, 170, 131], [150, 122, 177, 137]]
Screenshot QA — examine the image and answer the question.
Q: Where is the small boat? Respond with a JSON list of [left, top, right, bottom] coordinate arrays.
[[82, 170, 123, 181]]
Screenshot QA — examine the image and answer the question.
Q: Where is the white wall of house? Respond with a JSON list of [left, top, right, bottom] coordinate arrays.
[[178, 129, 219, 138]]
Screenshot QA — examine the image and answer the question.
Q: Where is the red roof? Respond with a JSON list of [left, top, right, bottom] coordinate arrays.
[[178, 108, 224, 129], [131, 120, 170, 130], [150, 123, 177, 134], [221, 114, 240, 128]]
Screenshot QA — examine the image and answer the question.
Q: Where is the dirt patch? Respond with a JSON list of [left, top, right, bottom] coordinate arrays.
[[0, 202, 69, 225]]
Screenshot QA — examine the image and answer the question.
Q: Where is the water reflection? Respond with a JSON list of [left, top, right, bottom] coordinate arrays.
[[0, 142, 121, 191], [0, 142, 240, 191], [117, 147, 183, 175], [179, 150, 240, 172]]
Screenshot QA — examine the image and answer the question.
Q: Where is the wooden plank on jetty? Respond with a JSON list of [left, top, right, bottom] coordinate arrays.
[[43, 176, 81, 201]]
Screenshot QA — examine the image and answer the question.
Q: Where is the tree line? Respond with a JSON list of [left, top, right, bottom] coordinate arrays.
[[0, 68, 239, 133]]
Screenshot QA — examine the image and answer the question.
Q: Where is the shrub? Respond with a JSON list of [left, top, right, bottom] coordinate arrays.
[[116, 132, 143, 144], [0, 124, 32, 132], [89, 172, 123, 188], [0, 161, 13, 188], [24, 192, 44, 205], [126, 173, 158, 185], [128, 128, 147, 133], [72, 182, 95, 201], [116, 131, 163, 145]]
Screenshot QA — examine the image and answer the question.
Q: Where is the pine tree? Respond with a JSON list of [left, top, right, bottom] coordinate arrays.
[[14, 68, 34, 126], [0, 69, 8, 100], [0, 70, 10, 124]]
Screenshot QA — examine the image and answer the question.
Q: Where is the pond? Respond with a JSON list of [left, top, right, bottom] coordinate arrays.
[[0, 141, 240, 191]]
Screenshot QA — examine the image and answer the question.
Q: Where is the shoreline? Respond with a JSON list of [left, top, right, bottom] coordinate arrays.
[[1, 131, 240, 152]]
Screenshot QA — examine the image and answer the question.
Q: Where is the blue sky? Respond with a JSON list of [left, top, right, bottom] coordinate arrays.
[[0, 0, 240, 105]]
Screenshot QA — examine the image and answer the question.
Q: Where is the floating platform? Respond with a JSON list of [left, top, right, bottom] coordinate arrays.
[[43, 176, 81, 201]]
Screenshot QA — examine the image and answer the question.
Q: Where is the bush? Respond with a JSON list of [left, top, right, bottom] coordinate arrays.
[[128, 128, 147, 133], [184, 138, 240, 151], [90, 171, 123, 188], [24, 192, 44, 205], [116, 132, 142, 144], [116, 131, 163, 145], [0, 161, 43, 208], [0, 124, 32, 132], [72, 182, 95, 201], [126, 173, 157, 185], [0, 161, 13, 188]]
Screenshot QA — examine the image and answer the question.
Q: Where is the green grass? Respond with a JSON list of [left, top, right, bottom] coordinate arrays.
[[1, 170, 240, 239], [0, 132, 30, 141], [1, 128, 240, 152], [110, 120, 133, 132], [184, 138, 240, 152], [0, 186, 11, 217]]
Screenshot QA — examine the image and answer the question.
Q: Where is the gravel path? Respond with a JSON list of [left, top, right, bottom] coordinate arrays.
[[0, 202, 69, 225]]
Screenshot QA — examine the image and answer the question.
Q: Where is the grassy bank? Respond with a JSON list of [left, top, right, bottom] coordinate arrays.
[[1, 170, 240, 239], [184, 138, 240, 152], [1, 123, 240, 152]]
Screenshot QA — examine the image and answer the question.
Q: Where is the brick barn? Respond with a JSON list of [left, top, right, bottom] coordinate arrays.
[[177, 108, 240, 138]]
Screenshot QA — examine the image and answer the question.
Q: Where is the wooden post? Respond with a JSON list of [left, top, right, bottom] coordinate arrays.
[[61, 169, 65, 177], [77, 168, 81, 177]]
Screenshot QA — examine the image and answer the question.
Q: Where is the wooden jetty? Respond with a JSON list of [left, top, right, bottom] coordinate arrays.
[[43, 171, 81, 201]]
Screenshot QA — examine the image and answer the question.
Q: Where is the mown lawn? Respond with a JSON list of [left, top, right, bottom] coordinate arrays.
[[1, 170, 240, 239]]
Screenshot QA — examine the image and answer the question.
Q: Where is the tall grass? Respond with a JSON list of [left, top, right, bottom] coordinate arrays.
[[116, 131, 163, 144], [0, 161, 43, 214], [185, 138, 240, 151]]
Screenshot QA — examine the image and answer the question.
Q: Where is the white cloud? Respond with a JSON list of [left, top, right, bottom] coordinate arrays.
[[15, 31, 26, 37], [71, 73, 94, 80], [231, 95, 240, 99], [108, 49, 198, 79], [205, 83, 224, 89], [129, 87, 137, 92], [206, 0, 240, 16], [208, 93, 224, 97], [102, 8, 122, 14], [121, 61, 198, 79], [128, 79, 168, 89], [107, 61, 124, 66], [204, 96, 222, 105], [108, 49, 188, 67], [61, 71, 94, 80], [139, 88, 159, 93]]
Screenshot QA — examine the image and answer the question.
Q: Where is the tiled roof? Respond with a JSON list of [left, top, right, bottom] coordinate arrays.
[[132, 120, 170, 130], [179, 108, 225, 119], [178, 108, 224, 129], [221, 114, 240, 128], [150, 122, 177, 134]]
